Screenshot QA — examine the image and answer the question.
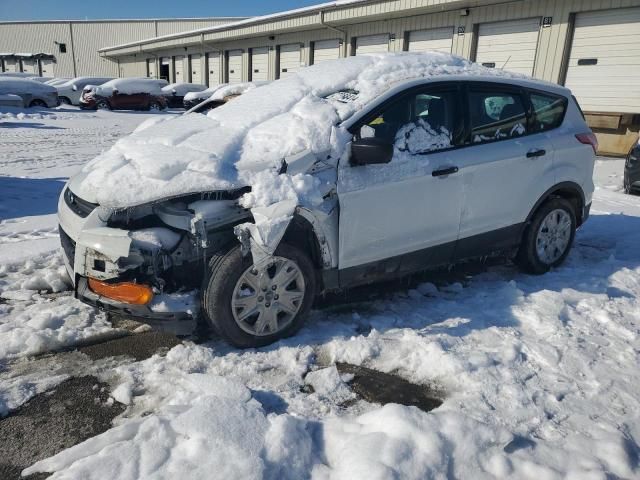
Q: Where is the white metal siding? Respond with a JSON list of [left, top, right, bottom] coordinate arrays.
[[207, 52, 221, 86], [279, 43, 301, 78], [407, 27, 453, 53], [475, 18, 541, 75], [250, 47, 269, 81], [227, 50, 243, 83], [565, 7, 640, 113], [355, 34, 389, 54], [173, 55, 185, 82], [147, 58, 156, 78], [190, 54, 202, 83], [312, 39, 341, 64]]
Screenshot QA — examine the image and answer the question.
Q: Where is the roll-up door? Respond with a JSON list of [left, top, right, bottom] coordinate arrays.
[[227, 50, 243, 83], [190, 54, 202, 84], [279, 44, 301, 78], [207, 52, 221, 86], [355, 34, 389, 55], [475, 18, 541, 75], [21, 58, 38, 74], [174, 55, 185, 82], [147, 59, 157, 78], [5, 58, 19, 72], [565, 7, 640, 113], [313, 39, 341, 64], [407, 27, 453, 53], [39, 59, 55, 77], [250, 47, 269, 81]]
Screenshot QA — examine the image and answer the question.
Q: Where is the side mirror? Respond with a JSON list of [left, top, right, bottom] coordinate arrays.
[[350, 137, 393, 166], [71, 85, 78, 91]]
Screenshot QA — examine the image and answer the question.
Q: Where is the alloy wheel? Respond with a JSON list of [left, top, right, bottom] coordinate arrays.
[[535, 208, 572, 265], [231, 256, 306, 336]]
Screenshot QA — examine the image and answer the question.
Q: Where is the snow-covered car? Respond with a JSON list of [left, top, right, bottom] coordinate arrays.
[[182, 82, 264, 110], [58, 53, 596, 347], [0, 93, 23, 107], [161, 82, 207, 108], [624, 137, 640, 194], [45, 77, 72, 87], [79, 78, 169, 111], [56, 76, 114, 105], [0, 78, 59, 108]]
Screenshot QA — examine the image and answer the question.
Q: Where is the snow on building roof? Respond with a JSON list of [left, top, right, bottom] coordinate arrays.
[[72, 53, 524, 209]]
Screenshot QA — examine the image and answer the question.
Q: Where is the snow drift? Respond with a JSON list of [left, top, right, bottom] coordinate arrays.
[[73, 53, 520, 209]]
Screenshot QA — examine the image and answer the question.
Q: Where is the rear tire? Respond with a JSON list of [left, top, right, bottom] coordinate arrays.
[[59, 97, 71, 105], [96, 100, 110, 110], [29, 99, 46, 108], [201, 243, 316, 348], [148, 102, 162, 111], [515, 197, 576, 274]]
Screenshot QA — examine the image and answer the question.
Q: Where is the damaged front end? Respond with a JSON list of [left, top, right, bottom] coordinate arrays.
[[59, 186, 251, 333]]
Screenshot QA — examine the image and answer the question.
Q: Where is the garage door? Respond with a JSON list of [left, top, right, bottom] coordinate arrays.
[[407, 27, 453, 53], [313, 39, 341, 64], [5, 59, 19, 72], [250, 47, 269, 81], [147, 59, 156, 78], [475, 18, 541, 75], [207, 52, 221, 86], [21, 59, 38, 74], [355, 34, 389, 55], [227, 50, 243, 83], [190, 54, 202, 84], [565, 7, 640, 114], [40, 59, 55, 77], [279, 44, 301, 78], [174, 55, 185, 82]]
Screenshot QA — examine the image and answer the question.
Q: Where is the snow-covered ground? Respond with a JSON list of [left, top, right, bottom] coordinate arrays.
[[2, 107, 639, 479]]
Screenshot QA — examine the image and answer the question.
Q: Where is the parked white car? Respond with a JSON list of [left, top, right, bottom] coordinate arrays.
[[58, 53, 596, 347], [0, 78, 59, 108], [45, 77, 72, 86], [0, 93, 23, 108], [56, 76, 114, 105]]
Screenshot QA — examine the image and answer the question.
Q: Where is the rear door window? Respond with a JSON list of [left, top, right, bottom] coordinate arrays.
[[468, 89, 528, 143], [529, 91, 568, 132]]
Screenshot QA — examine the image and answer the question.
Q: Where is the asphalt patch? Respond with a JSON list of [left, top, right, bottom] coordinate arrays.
[[78, 331, 181, 361], [336, 363, 443, 412], [0, 376, 126, 480]]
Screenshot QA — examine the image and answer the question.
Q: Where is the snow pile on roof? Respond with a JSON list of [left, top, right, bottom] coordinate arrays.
[[74, 53, 520, 208], [0, 78, 57, 95], [161, 82, 207, 96], [95, 78, 166, 97]]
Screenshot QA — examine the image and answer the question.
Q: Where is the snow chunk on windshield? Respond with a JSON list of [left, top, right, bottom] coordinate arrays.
[[74, 53, 522, 208]]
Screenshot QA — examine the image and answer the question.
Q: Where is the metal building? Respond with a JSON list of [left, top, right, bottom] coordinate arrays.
[[2, 0, 640, 154], [0, 17, 246, 78]]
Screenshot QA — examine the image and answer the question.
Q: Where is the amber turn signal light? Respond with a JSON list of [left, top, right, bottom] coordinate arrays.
[[88, 278, 154, 305]]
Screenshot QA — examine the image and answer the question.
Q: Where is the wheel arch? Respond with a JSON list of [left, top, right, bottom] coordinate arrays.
[[281, 209, 334, 282], [526, 182, 586, 228]]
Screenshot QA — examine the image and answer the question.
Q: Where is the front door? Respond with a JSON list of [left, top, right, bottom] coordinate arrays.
[[337, 84, 465, 276]]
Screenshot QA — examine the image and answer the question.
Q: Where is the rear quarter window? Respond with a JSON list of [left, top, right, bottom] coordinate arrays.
[[529, 91, 568, 132]]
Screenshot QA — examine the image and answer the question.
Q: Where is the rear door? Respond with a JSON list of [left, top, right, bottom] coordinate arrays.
[[338, 83, 465, 271], [455, 82, 556, 259]]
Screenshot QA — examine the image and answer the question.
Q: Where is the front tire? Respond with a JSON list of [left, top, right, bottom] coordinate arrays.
[[148, 102, 162, 111], [95, 100, 110, 110], [29, 99, 46, 108], [201, 243, 316, 348], [515, 197, 576, 274]]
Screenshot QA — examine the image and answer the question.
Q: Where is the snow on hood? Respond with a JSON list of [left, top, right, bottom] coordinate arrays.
[[95, 78, 168, 97], [162, 82, 207, 96], [74, 53, 519, 208], [183, 84, 228, 103]]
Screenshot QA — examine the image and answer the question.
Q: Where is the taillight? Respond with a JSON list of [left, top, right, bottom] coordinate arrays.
[[575, 132, 598, 154]]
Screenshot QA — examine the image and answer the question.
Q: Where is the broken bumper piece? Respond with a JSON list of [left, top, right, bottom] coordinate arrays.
[[76, 276, 196, 336]]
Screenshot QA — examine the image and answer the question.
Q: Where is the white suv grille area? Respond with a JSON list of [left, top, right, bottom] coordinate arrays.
[[64, 188, 98, 218]]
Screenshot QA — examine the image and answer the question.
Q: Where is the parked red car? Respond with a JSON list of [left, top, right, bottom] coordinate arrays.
[[80, 78, 168, 111]]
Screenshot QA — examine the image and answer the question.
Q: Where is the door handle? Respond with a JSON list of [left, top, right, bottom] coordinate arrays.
[[526, 148, 546, 158], [432, 166, 459, 177]]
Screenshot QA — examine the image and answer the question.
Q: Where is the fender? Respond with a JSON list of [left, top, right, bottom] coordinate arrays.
[[293, 206, 337, 270], [524, 181, 586, 225]]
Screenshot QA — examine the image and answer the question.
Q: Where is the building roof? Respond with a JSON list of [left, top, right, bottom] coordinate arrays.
[[0, 17, 248, 25]]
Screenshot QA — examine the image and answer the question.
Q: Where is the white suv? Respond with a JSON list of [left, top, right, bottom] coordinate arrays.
[[57, 54, 596, 347]]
